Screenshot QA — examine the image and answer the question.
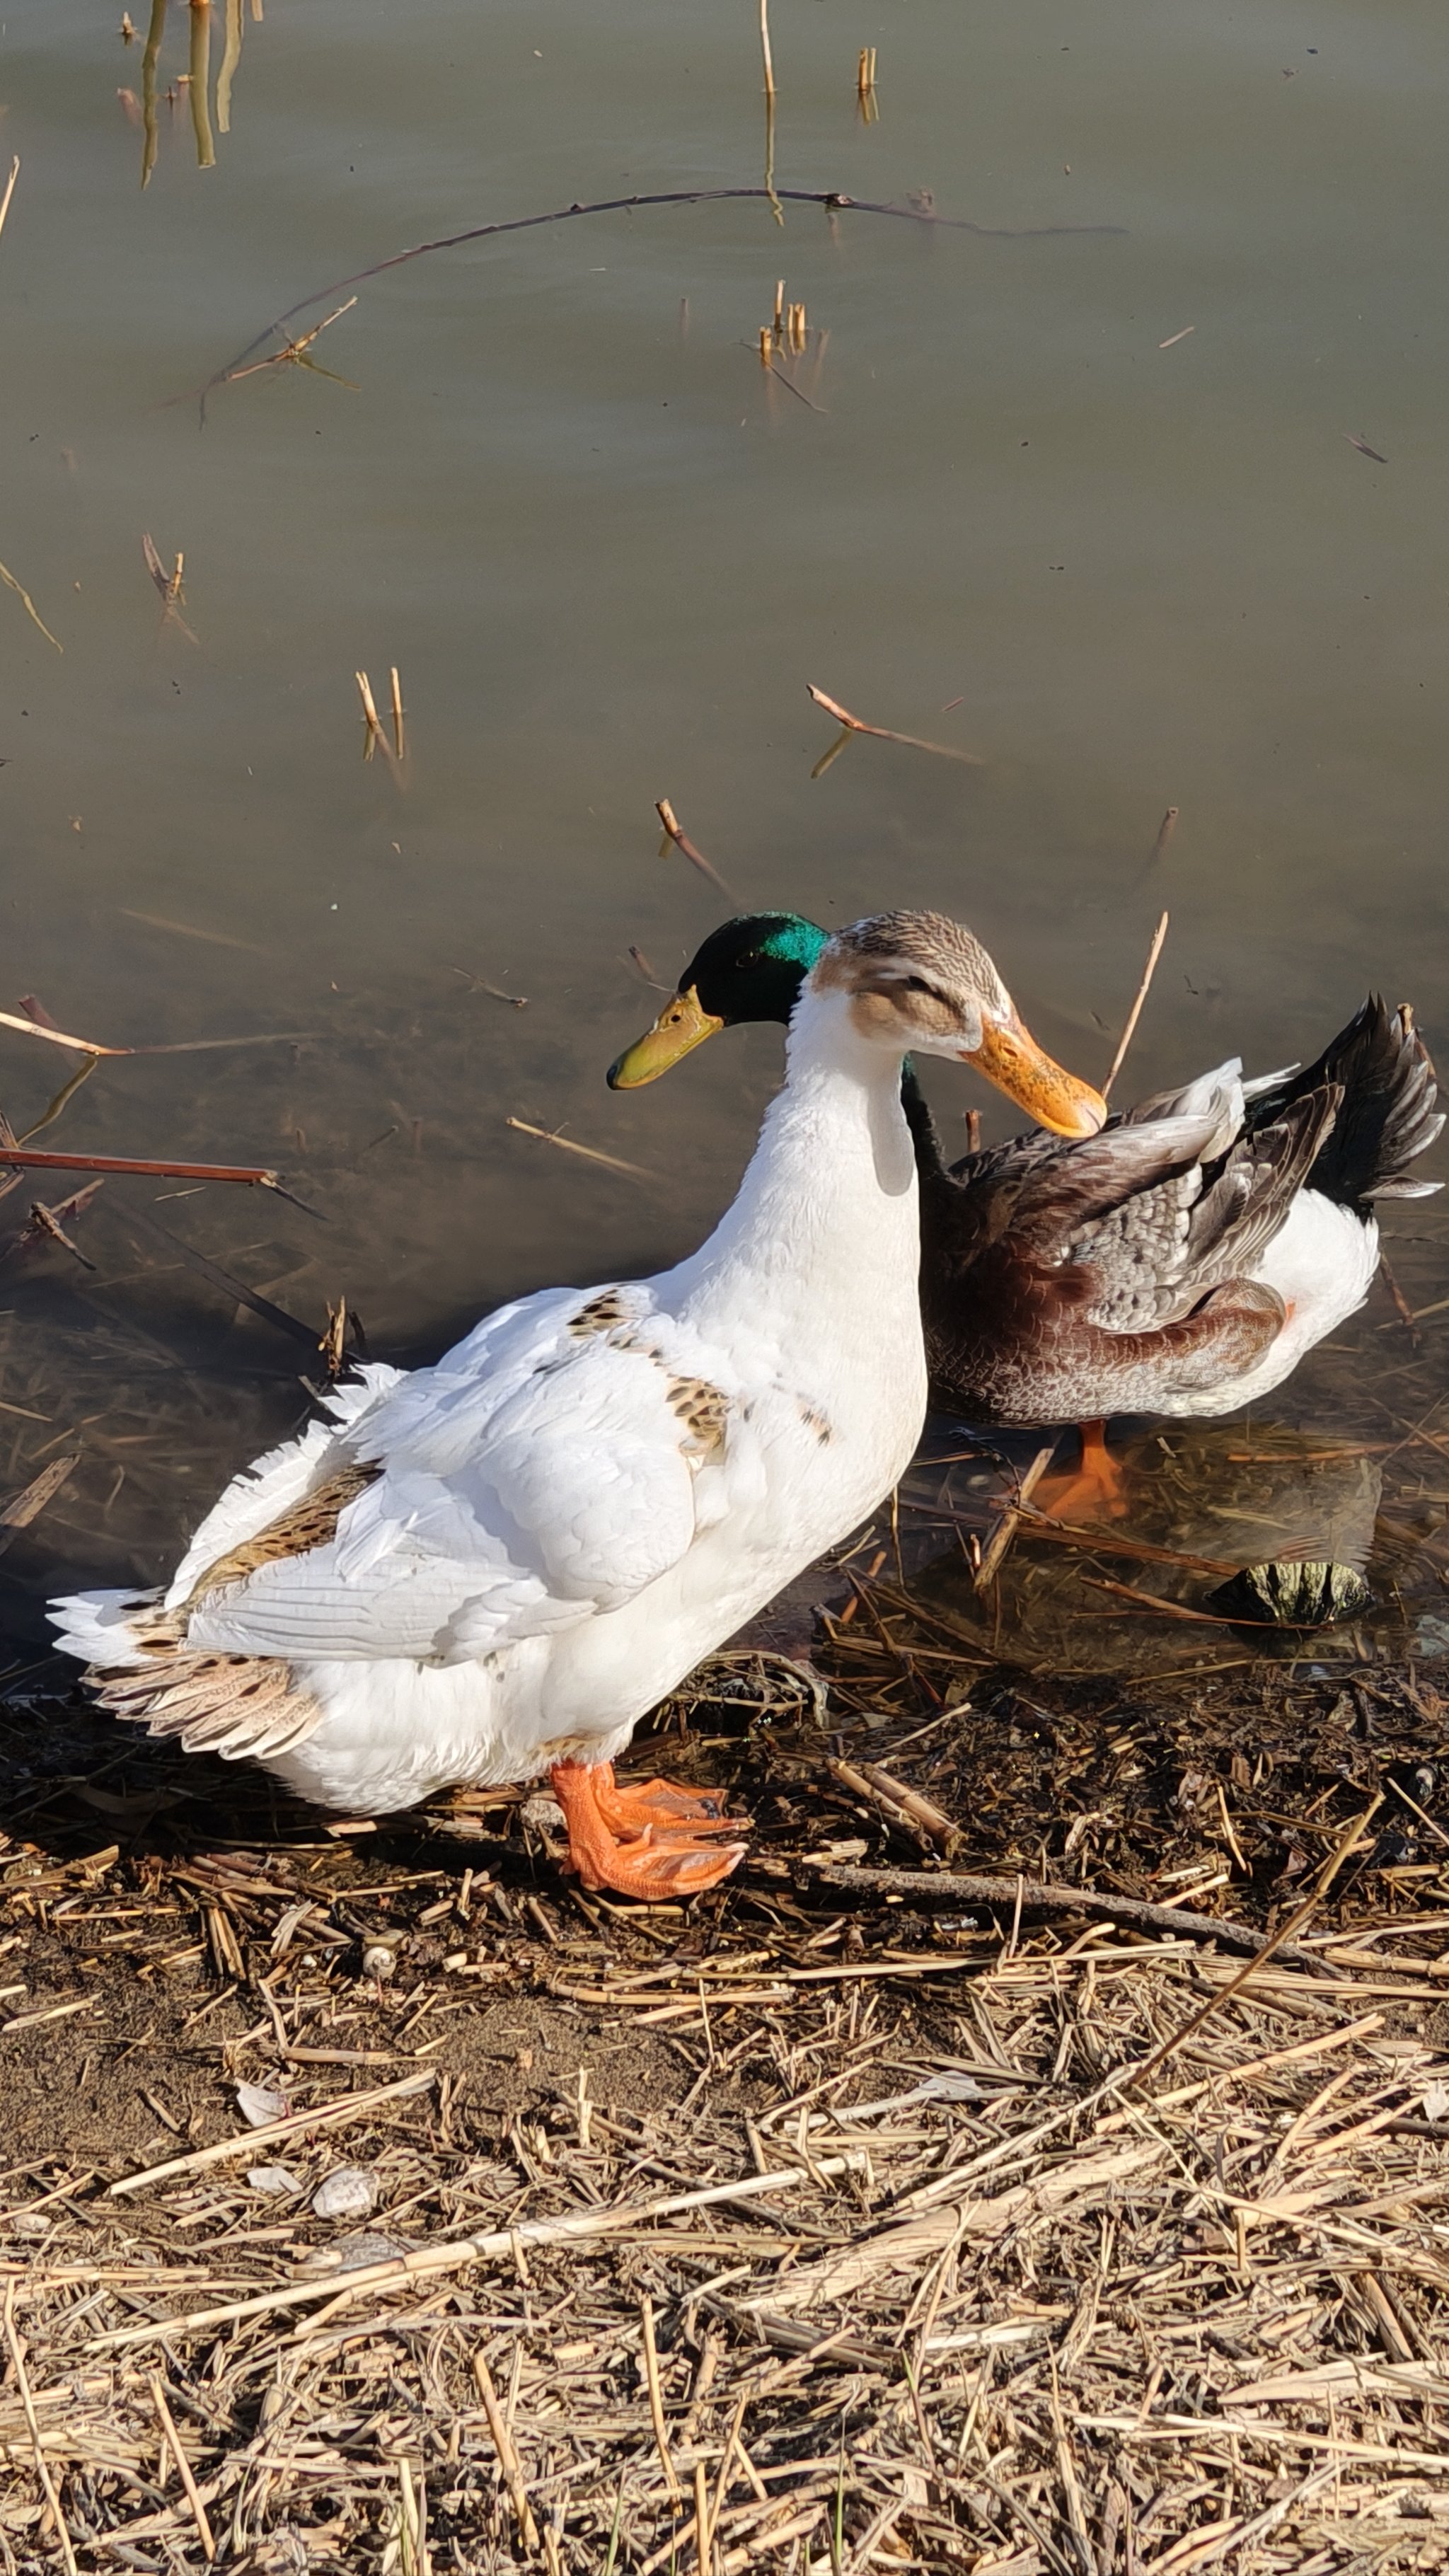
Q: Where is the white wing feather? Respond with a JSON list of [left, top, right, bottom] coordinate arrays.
[[182, 1287, 721, 1666]]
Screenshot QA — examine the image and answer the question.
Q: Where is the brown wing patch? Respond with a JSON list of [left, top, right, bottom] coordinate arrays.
[[668, 1376, 729, 1456], [568, 1288, 634, 1338], [92, 1651, 321, 1762], [183, 1460, 382, 1610]]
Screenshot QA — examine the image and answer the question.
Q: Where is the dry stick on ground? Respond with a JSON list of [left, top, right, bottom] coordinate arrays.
[[826, 1758, 962, 1858], [505, 1116, 655, 1184], [90, 2150, 873, 2349], [110, 2069, 437, 2197], [473, 2350, 541, 2550], [4, 2279, 79, 2576], [196, 194, 1122, 415], [1126, 1791, 1385, 2091], [149, 2372, 217, 2563], [974, 1444, 1055, 1592], [640, 2296, 682, 2504], [656, 798, 741, 904], [806, 682, 983, 766], [813, 1864, 1324, 1969], [1102, 908, 1170, 1097]]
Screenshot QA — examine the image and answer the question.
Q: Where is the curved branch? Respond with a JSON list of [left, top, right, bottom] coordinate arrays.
[[192, 184, 1124, 418]]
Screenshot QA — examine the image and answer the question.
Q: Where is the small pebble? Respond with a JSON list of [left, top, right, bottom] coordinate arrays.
[[362, 1943, 398, 1981], [312, 2165, 379, 2221], [236, 2081, 289, 2128], [300, 2228, 413, 2274], [248, 2166, 301, 2197]]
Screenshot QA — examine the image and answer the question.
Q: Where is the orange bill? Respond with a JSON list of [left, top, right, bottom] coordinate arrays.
[[608, 986, 724, 1090], [969, 1013, 1107, 1138]]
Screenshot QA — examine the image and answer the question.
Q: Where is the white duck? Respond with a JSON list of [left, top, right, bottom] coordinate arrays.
[[52, 911, 1103, 1900]]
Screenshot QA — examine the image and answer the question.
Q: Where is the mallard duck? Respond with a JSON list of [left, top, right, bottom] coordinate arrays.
[[50, 910, 1103, 1898], [608, 913, 1441, 1519]]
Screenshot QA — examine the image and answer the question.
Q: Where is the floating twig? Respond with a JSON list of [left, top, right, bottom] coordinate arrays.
[[1102, 909, 1169, 1096], [655, 799, 742, 903], [806, 682, 983, 767], [0, 1005, 313, 1058], [0, 1145, 288, 1191], [1158, 324, 1194, 350], [1346, 432, 1387, 464], [506, 1118, 655, 1184], [192, 195, 1124, 417], [758, 0, 776, 99], [0, 156, 19, 243], [0, 557, 62, 654], [390, 664, 405, 761], [0, 1453, 81, 1559]]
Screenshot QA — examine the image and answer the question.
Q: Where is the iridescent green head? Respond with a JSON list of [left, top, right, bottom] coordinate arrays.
[[607, 912, 828, 1088]]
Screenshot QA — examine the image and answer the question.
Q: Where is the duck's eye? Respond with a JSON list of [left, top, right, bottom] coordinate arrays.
[[899, 975, 937, 998]]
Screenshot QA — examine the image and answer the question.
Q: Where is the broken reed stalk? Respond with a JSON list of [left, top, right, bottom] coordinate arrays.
[[390, 664, 405, 760], [187, 0, 216, 169], [758, 0, 776, 99], [473, 2351, 541, 2548], [0, 155, 20, 243], [857, 45, 878, 96], [355, 669, 391, 763], [806, 682, 983, 766], [1102, 908, 1169, 1097], [974, 1445, 1054, 1592], [655, 798, 742, 903], [216, 0, 244, 134]]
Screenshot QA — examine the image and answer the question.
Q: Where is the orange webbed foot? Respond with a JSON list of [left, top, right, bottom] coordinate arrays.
[[1032, 1420, 1131, 1524], [549, 1760, 749, 1900]]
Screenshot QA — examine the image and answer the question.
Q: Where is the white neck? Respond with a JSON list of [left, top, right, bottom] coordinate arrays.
[[661, 984, 921, 1347]]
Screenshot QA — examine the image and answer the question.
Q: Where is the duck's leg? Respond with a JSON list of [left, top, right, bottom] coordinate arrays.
[[549, 1760, 749, 1899], [1032, 1419, 1130, 1523]]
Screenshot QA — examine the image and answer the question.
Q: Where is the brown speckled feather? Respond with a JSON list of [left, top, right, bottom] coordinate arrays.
[[906, 995, 1441, 1426]]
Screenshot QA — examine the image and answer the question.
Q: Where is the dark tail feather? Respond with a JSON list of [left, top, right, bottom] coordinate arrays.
[[1246, 997, 1443, 1209]]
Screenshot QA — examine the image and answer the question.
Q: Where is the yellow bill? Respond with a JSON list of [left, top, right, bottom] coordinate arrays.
[[608, 986, 724, 1090], [970, 1013, 1107, 1138]]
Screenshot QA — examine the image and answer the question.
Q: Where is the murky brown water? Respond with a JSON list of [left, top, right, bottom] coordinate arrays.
[[1, 0, 1448, 1658]]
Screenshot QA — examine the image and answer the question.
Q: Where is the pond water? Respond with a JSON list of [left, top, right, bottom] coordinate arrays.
[[1, 0, 1448, 1662]]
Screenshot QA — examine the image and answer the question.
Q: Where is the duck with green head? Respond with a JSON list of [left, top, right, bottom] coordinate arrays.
[[609, 913, 1441, 1518]]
